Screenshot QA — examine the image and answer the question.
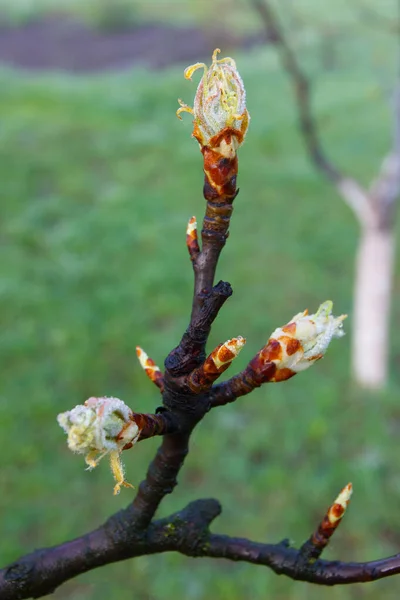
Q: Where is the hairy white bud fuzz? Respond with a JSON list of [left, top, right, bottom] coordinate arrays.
[[58, 396, 140, 494], [269, 301, 346, 375]]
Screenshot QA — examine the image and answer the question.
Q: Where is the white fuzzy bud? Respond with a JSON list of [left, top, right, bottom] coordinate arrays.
[[57, 396, 140, 467], [268, 301, 346, 375]]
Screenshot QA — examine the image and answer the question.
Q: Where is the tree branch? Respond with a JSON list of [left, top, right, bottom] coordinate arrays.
[[2, 497, 400, 599], [369, 85, 400, 228], [204, 534, 400, 585], [130, 433, 191, 529], [253, 0, 376, 228], [191, 135, 241, 322], [209, 364, 266, 408], [3, 46, 399, 600], [165, 280, 232, 377]]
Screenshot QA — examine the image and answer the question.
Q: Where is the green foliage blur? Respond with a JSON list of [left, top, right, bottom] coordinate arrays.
[[1, 1, 400, 599]]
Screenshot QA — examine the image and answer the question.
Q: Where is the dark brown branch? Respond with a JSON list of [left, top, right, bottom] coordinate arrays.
[[2, 497, 400, 599], [130, 433, 191, 529], [191, 129, 242, 322], [135, 347, 164, 391], [127, 285, 232, 535], [204, 534, 400, 585], [209, 378, 261, 411], [165, 280, 232, 377], [0, 499, 223, 600], [209, 366, 263, 407], [128, 127, 242, 547], [134, 411, 179, 442], [4, 45, 399, 600]]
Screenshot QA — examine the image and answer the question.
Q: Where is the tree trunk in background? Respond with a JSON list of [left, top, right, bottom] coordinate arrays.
[[352, 226, 395, 389]]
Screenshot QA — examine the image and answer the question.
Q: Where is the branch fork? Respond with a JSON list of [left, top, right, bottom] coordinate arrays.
[[1, 47, 399, 599]]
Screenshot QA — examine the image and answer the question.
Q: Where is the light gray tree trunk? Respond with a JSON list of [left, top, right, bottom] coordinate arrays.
[[253, 0, 400, 390], [352, 226, 395, 389]]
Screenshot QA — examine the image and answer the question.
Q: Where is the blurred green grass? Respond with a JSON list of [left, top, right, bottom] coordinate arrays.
[[1, 13, 400, 600], [0, 0, 394, 33]]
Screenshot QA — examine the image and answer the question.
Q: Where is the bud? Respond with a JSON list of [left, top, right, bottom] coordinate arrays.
[[57, 396, 140, 494], [136, 346, 164, 390], [188, 336, 246, 393], [211, 336, 246, 369], [252, 301, 346, 383], [302, 482, 353, 559], [186, 216, 200, 261], [177, 48, 250, 152], [327, 482, 353, 525]]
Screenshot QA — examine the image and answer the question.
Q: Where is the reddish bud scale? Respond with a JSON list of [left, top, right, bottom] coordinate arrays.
[[188, 346, 231, 393], [188, 337, 244, 394], [145, 365, 164, 390], [186, 216, 200, 261], [249, 340, 296, 383], [198, 128, 243, 247], [311, 489, 352, 549], [300, 484, 353, 562], [120, 413, 170, 449], [136, 346, 164, 392], [210, 355, 281, 408]]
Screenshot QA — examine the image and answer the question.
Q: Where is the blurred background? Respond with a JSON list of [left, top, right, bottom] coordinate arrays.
[[1, 1, 400, 598]]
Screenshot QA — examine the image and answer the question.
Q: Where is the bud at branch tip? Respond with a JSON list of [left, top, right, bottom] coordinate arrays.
[[328, 482, 353, 525], [254, 301, 346, 383], [212, 336, 246, 369], [177, 48, 250, 151], [136, 346, 164, 391]]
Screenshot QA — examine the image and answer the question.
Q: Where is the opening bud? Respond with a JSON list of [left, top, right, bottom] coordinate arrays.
[[177, 48, 250, 151], [57, 396, 140, 494], [255, 301, 346, 382]]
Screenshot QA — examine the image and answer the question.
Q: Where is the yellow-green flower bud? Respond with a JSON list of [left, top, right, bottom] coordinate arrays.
[[177, 48, 250, 149]]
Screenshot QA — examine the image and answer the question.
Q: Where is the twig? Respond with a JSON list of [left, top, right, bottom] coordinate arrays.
[[2, 497, 400, 599], [299, 483, 353, 562], [136, 347, 164, 391], [2, 47, 399, 599]]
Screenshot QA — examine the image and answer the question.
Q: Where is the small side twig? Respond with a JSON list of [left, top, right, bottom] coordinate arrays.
[[298, 483, 353, 563], [136, 347, 164, 391], [186, 216, 200, 262], [2, 495, 400, 600]]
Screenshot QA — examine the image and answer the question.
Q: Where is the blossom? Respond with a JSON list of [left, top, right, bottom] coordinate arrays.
[[57, 396, 140, 494], [177, 48, 250, 150]]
